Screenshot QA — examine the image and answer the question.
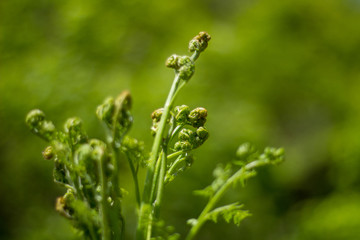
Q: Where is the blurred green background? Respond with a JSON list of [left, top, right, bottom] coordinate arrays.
[[1, 0, 360, 239]]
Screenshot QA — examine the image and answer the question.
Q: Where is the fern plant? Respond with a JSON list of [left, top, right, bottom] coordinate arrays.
[[26, 32, 284, 240]]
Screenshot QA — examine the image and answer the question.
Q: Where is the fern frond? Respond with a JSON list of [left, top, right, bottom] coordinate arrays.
[[205, 202, 251, 226]]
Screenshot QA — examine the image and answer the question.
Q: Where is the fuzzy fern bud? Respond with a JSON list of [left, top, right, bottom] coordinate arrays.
[[174, 141, 192, 151], [196, 126, 209, 140], [75, 144, 93, 168], [151, 108, 164, 136], [74, 142, 103, 184], [236, 143, 257, 161], [97, 91, 133, 137], [262, 147, 285, 165], [56, 196, 68, 217], [56, 189, 75, 218], [115, 90, 132, 111], [188, 107, 207, 128], [26, 109, 56, 141], [179, 128, 195, 142], [114, 91, 133, 131], [26, 109, 45, 128], [89, 139, 113, 177], [174, 105, 190, 123], [89, 139, 107, 161], [178, 56, 195, 80], [175, 127, 209, 151], [42, 146, 54, 160], [54, 159, 67, 184], [188, 31, 211, 53], [151, 108, 164, 122], [185, 155, 195, 167], [193, 127, 209, 148], [96, 97, 115, 125], [165, 55, 195, 81], [165, 54, 180, 69], [122, 136, 139, 150], [89, 138, 106, 148], [64, 117, 88, 147], [122, 136, 148, 167], [64, 189, 75, 206]]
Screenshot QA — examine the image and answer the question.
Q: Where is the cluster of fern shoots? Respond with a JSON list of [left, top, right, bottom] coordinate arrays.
[[26, 32, 284, 240]]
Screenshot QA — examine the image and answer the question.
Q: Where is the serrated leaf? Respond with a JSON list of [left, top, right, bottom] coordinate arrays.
[[232, 168, 257, 188], [205, 202, 251, 227]]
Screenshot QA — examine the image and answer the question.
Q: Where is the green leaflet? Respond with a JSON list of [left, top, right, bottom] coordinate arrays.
[[186, 144, 284, 240], [205, 203, 251, 226]]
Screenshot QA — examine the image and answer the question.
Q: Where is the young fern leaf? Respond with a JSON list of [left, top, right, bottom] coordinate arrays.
[[193, 163, 232, 199], [121, 135, 149, 168], [205, 202, 251, 227], [25, 91, 142, 239], [185, 143, 284, 240]]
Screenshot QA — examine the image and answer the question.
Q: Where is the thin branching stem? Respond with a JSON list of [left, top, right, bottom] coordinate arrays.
[[167, 150, 183, 160], [185, 159, 270, 240], [98, 150, 111, 240], [137, 74, 181, 239], [137, 50, 202, 240], [149, 152, 163, 203], [154, 146, 167, 218], [165, 155, 186, 182], [125, 152, 141, 207]]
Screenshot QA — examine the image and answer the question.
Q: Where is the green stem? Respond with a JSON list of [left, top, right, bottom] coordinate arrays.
[[165, 155, 186, 183], [72, 153, 88, 203], [167, 150, 183, 160], [98, 150, 111, 240], [63, 165, 76, 192], [190, 51, 200, 62], [150, 152, 163, 204], [170, 124, 184, 141], [109, 100, 127, 238], [136, 152, 163, 240], [111, 148, 124, 238], [88, 223, 99, 240], [137, 51, 201, 240], [125, 152, 141, 207], [137, 74, 181, 240], [154, 147, 167, 218], [142, 74, 181, 201]]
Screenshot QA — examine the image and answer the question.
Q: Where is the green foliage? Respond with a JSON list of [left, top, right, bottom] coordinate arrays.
[[25, 90, 146, 239], [2, 0, 360, 239], [186, 143, 284, 240], [25, 33, 283, 240], [205, 203, 250, 226]]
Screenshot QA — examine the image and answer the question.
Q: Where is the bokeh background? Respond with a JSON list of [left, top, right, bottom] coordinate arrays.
[[1, 0, 360, 239]]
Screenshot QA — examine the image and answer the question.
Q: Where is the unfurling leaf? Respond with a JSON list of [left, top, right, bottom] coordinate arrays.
[[205, 202, 251, 227]]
